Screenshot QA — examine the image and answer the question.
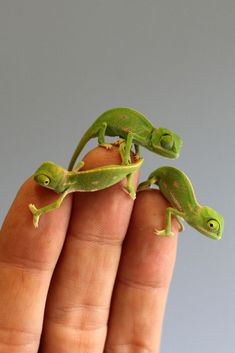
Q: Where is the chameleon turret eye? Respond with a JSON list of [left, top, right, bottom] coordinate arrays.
[[207, 219, 220, 233], [35, 174, 51, 187], [160, 134, 174, 150]]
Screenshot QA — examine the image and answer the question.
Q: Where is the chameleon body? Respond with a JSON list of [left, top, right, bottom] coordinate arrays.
[[138, 166, 224, 240], [29, 157, 143, 228], [68, 107, 183, 170]]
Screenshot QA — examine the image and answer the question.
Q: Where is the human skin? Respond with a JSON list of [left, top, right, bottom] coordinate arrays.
[[0, 146, 179, 353]]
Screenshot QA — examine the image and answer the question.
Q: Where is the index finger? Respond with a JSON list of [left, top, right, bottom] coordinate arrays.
[[0, 167, 72, 352]]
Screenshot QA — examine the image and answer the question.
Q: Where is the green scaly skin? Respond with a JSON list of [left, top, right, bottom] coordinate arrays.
[[68, 107, 183, 170], [29, 157, 143, 228], [138, 166, 224, 240]]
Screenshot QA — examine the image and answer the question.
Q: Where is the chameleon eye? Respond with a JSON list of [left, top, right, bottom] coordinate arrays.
[[44, 178, 50, 185], [160, 134, 174, 150], [207, 219, 220, 233], [35, 174, 51, 187]]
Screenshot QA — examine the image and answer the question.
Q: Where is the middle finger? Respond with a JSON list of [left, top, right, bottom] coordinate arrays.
[[40, 146, 140, 352]]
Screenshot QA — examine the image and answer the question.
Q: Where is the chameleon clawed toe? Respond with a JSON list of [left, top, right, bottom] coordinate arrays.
[[122, 186, 136, 200], [28, 203, 38, 214], [99, 143, 113, 150], [154, 229, 175, 237]]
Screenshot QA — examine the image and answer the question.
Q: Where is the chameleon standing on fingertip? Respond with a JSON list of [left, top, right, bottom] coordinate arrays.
[[68, 107, 183, 170], [138, 166, 224, 240], [29, 157, 143, 228]]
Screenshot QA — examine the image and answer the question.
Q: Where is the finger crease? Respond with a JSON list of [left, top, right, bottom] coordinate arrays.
[[105, 342, 154, 353], [51, 303, 109, 314], [69, 231, 123, 247], [45, 315, 107, 331], [0, 258, 52, 274], [45, 303, 109, 331], [0, 326, 39, 347], [117, 275, 169, 291]]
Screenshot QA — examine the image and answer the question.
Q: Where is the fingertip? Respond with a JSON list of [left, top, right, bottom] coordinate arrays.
[[119, 188, 179, 288], [0, 174, 73, 269], [68, 145, 141, 237], [136, 188, 181, 236], [81, 145, 123, 169]]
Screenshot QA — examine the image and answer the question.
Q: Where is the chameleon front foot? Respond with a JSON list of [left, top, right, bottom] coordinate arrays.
[[133, 153, 140, 161], [99, 143, 113, 150], [28, 204, 41, 228], [137, 181, 151, 191], [154, 228, 175, 237]]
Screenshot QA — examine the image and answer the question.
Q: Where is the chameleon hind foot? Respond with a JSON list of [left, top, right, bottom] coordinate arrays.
[[154, 228, 175, 237], [122, 186, 136, 200], [28, 204, 41, 228], [123, 172, 136, 199], [118, 141, 131, 164], [113, 138, 125, 146]]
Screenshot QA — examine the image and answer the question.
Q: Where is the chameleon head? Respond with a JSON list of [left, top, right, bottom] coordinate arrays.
[[150, 128, 183, 159], [190, 206, 224, 240], [33, 161, 67, 193]]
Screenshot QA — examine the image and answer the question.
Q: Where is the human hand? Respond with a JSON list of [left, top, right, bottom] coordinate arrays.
[[0, 146, 179, 353]]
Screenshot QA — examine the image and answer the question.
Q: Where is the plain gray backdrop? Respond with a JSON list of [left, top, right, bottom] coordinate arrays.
[[0, 1, 234, 352]]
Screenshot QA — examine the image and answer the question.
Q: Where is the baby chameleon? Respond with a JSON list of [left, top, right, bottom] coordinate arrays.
[[68, 107, 183, 169], [138, 166, 224, 240], [29, 157, 143, 228]]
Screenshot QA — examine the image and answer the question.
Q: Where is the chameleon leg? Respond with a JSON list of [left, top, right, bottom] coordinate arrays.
[[28, 190, 70, 228], [175, 215, 184, 232], [154, 207, 185, 237], [98, 122, 113, 150], [137, 177, 157, 191], [118, 141, 127, 164], [134, 144, 140, 160], [74, 160, 85, 171], [123, 172, 136, 200], [122, 132, 134, 164]]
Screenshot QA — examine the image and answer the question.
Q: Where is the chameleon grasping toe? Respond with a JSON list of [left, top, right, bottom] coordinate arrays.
[[138, 166, 224, 240], [29, 157, 143, 228], [68, 107, 183, 169]]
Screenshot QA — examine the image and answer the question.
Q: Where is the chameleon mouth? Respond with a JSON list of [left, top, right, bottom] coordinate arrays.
[[195, 225, 222, 240], [155, 145, 180, 159]]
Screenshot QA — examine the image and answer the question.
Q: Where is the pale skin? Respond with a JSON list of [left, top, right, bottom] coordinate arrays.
[[138, 166, 224, 240], [29, 156, 143, 228], [0, 146, 179, 353], [68, 107, 183, 169]]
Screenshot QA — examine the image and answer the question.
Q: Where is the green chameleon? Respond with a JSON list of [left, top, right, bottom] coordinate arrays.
[[29, 157, 143, 228], [68, 107, 183, 170], [138, 166, 224, 240]]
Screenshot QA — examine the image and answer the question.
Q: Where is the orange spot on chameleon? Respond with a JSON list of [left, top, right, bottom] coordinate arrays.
[[173, 181, 180, 189], [122, 127, 131, 132]]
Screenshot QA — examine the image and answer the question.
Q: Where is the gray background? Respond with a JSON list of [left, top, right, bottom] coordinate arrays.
[[0, 1, 234, 352]]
